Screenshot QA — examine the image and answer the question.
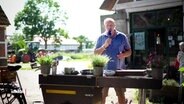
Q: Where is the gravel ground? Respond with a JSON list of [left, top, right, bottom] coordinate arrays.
[[4, 61, 138, 104]]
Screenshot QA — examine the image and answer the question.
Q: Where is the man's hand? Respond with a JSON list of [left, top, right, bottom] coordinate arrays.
[[117, 53, 125, 59], [117, 49, 132, 59], [103, 38, 112, 48]]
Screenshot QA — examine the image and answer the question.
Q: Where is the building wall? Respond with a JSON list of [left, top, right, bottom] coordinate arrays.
[[100, 0, 183, 68], [0, 27, 7, 66], [100, 11, 128, 34]]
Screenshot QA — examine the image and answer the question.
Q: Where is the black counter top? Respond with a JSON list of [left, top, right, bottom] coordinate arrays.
[[39, 74, 97, 86], [39, 74, 162, 89]]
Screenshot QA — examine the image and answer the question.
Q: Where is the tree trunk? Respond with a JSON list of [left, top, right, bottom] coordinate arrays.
[[44, 39, 47, 49]]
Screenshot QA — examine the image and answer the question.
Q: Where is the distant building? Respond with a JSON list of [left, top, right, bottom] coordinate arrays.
[[33, 36, 80, 51]]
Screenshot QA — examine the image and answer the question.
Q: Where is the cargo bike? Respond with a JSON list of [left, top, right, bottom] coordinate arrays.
[[0, 65, 27, 104]]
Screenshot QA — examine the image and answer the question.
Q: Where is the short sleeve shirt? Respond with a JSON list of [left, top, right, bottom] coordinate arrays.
[[95, 31, 131, 70]]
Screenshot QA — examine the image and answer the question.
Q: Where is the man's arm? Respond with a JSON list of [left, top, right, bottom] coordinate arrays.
[[94, 45, 106, 55], [94, 38, 112, 55], [117, 48, 132, 59]]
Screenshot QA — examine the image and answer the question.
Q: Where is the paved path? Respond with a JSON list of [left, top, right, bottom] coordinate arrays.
[[18, 70, 43, 104]]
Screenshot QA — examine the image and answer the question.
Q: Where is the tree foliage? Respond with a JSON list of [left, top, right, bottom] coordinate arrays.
[[73, 35, 88, 52], [9, 33, 27, 53], [14, 0, 68, 49], [85, 40, 94, 49]]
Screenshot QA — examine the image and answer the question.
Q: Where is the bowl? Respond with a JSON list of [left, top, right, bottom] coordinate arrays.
[[104, 70, 116, 76], [80, 69, 93, 75]]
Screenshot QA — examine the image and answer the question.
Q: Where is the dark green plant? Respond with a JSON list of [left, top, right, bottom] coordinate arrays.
[[73, 35, 88, 52], [162, 79, 179, 87]]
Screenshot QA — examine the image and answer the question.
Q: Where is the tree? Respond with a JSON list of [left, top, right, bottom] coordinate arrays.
[[9, 33, 27, 53], [85, 40, 94, 49], [14, 0, 68, 49], [73, 35, 88, 52], [52, 28, 69, 50]]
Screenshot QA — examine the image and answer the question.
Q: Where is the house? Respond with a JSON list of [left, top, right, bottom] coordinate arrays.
[[33, 36, 80, 52], [100, 0, 183, 68], [0, 5, 10, 67]]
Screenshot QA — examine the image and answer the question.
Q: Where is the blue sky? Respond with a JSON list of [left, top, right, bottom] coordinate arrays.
[[0, 0, 113, 41]]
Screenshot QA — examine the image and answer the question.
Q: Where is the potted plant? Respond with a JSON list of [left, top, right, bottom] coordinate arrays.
[[146, 51, 167, 79], [37, 55, 53, 75], [150, 79, 181, 103], [91, 54, 110, 76]]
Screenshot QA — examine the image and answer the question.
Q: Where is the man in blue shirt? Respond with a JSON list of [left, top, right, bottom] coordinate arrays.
[[94, 18, 132, 104]]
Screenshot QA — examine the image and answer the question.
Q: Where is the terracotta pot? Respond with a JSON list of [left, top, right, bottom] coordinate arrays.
[[22, 54, 30, 63]]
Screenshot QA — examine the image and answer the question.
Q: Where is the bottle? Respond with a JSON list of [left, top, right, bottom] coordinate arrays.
[[52, 61, 57, 75]]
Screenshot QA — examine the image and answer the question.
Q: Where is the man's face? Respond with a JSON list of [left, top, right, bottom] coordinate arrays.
[[104, 21, 115, 32]]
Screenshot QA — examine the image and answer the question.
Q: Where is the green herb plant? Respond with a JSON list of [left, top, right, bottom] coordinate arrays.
[[91, 54, 110, 67], [37, 55, 53, 65]]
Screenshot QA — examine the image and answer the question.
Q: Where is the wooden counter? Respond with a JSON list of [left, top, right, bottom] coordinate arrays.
[[39, 74, 162, 104], [39, 75, 102, 104]]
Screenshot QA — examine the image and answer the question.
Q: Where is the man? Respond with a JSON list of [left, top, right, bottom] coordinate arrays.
[[94, 18, 132, 104]]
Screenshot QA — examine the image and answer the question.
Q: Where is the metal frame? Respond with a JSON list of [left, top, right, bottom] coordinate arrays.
[[0, 71, 27, 104]]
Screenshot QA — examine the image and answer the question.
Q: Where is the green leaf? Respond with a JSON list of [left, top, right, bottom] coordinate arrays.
[[179, 67, 184, 72], [91, 55, 110, 67]]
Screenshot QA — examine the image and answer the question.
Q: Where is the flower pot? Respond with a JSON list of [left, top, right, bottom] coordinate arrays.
[[151, 68, 163, 79], [40, 65, 51, 75], [93, 67, 103, 76]]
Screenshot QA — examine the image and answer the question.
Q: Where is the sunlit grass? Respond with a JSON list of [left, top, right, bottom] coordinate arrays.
[[11, 52, 93, 70], [20, 62, 32, 70]]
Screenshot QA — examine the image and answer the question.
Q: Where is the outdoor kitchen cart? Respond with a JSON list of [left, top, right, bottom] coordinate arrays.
[[39, 70, 162, 104]]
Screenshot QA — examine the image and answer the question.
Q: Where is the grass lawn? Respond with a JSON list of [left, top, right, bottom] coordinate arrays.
[[20, 62, 32, 70]]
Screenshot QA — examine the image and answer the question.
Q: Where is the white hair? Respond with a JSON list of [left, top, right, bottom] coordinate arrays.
[[179, 42, 184, 51], [103, 18, 115, 25]]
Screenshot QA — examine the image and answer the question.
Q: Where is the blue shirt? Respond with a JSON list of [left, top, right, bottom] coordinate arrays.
[[95, 31, 131, 70]]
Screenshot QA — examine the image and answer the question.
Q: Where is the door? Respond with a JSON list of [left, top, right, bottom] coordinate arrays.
[[129, 28, 166, 69], [147, 28, 166, 56]]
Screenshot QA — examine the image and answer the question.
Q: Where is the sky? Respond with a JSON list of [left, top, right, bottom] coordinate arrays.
[[0, 0, 114, 41]]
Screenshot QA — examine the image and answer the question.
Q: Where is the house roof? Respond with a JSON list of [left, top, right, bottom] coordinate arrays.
[[99, 0, 133, 10], [100, 0, 182, 11], [0, 6, 10, 26], [100, 0, 117, 11]]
